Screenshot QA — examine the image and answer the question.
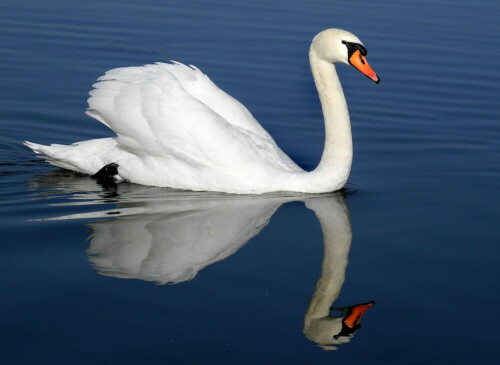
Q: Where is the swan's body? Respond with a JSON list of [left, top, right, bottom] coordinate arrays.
[[25, 29, 378, 194]]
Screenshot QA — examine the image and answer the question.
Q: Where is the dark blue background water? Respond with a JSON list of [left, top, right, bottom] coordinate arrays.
[[1, 0, 499, 364]]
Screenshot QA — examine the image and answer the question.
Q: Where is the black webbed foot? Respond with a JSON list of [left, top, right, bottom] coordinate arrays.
[[92, 163, 119, 186]]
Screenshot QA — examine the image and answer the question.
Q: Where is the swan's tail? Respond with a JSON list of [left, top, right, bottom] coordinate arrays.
[[24, 140, 80, 172], [23, 138, 118, 175]]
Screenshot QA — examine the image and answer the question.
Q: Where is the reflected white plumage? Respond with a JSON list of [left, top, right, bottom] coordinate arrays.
[[25, 29, 379, 194]]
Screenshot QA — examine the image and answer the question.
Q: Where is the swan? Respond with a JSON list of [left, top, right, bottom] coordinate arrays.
[[24, 28, 379, 194]]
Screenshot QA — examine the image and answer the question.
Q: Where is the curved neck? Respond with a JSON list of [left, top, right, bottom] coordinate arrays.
[[304, 196, 352, 320], [302, 196, 352, 348], [301, 48, 352, 192]]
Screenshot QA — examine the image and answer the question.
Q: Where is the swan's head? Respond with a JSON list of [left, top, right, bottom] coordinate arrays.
[[304, 301, 375, 350], [311, 28, 380, 83]]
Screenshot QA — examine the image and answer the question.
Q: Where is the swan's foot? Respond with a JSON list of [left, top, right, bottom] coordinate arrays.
[[92, 163, 120, 184]]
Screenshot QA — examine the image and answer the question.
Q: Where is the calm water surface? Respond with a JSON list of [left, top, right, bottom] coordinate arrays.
[[1, 0, 499, 364]]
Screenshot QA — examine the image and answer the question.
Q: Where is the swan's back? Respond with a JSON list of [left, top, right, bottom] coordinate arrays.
[[88, 62, 272, 140]]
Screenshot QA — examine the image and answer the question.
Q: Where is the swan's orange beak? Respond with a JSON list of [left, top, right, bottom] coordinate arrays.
[[349, 50, 380, 84], [343, 300, 375, 328]]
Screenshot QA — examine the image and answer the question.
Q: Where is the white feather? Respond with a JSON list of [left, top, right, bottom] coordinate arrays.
[[25, 29, 375, 194]]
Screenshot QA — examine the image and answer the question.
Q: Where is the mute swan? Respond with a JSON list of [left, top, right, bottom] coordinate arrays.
[[24, 28, 379, 194]]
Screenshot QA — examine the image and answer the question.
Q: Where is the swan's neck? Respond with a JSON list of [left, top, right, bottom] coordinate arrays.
[[302, 49, 352, 192]]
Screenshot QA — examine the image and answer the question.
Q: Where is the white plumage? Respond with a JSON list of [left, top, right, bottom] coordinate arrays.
[[25, 29, 379, 194]]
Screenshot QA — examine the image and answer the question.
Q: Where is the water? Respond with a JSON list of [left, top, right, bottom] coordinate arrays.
[[1, 0, 499, 363]]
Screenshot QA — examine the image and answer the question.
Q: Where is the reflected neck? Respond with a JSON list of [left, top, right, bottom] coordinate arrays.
[[304, 197, 352, 319]]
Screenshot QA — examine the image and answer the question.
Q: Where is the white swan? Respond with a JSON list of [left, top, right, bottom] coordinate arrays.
[[25, 28, 379, 194]]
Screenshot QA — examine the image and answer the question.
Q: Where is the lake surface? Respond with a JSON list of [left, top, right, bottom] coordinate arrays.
[[1, 0, 499, 364]]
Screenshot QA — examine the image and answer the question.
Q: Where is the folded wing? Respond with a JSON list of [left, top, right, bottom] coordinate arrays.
[[86, 62, 298, 173]]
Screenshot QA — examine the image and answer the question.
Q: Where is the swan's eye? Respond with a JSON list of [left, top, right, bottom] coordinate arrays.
[[344, 41, 368, 58]]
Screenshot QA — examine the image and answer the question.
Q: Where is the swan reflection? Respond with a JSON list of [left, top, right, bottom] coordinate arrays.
[[86, 193, 284, 284], [29, 171, 373, 349], [303, 198, 374, 350]]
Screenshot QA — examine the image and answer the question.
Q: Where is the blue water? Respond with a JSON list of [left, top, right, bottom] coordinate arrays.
[[1, 0, 499, 364]]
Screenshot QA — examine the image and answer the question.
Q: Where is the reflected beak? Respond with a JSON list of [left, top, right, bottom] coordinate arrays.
[[349, 50, 380, 84], [343, 300, 375, 329]]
